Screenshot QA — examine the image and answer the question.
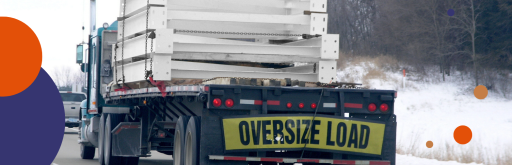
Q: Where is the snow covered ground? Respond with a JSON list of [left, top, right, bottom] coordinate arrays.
[[337, 59, 512, 165], [396, 154, 483, 165]]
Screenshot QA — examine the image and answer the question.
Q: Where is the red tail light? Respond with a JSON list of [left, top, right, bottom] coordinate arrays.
[[298, 103, 305, 109], [213, 98, 222, 107], [368, 103, 377, 112], [225, 99, 234, 108], [380, 103, 389, 112], [311, 103, 317, 109], [286, 102, 292, 109]]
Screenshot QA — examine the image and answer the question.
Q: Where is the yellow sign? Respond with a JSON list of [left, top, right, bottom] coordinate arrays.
[[222, 116, 386, 155]]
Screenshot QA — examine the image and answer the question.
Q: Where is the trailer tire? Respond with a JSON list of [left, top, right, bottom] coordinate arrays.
[[104, 114, 124, 165], [98, 114, 106, 165], [184, 116, 201, 165], [173, 116, 191, 165], [80, 143, 95, 159]]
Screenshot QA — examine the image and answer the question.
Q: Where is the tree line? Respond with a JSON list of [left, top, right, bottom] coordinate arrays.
[[327, 0, 512, 85]]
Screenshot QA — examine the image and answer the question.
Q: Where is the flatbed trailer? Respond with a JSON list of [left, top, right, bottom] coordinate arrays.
[[80, 84, 396, 165], [75, 0, 397, 165]]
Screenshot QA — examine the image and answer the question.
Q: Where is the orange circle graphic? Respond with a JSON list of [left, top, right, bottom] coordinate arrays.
[[473, 85, 488, 100], [426, 141, 433, 148], [454, 125, 472, 144], [0, 17, 42, 97]]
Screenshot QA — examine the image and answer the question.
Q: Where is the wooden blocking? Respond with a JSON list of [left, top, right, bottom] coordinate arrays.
[[299, 81, 306, 87], [230, 78, 237, 85], [269, 80, 281, 86], [292, 79, 300, 86], [239, 78, 251, 85], [305, 82, 319, 87], [262, 79, 270, 86], [285, 78, 292, 86], [250, 79, 258, 86]]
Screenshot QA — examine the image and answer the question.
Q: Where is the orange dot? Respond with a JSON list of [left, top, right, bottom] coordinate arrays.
[[0, 17, 42, 97], [426, 141, 433, 148], [454, 125, 472, 144], [474, 85, 488, 99]]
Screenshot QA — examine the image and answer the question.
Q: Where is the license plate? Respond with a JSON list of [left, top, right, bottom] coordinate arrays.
[[68, 118, 78, 122]]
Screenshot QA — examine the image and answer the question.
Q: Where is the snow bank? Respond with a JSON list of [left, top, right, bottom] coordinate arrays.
[[337, 59, 512, 164]]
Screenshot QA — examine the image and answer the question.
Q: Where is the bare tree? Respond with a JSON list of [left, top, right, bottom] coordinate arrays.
[[454, 0, 483, 85], [52, 66, 83, 88]]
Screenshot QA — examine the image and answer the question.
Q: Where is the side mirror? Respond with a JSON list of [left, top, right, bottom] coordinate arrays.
[[76, 45, 84, 64]]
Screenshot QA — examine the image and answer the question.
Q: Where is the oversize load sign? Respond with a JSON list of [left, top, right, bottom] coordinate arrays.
[[222, 116, 385, 155]]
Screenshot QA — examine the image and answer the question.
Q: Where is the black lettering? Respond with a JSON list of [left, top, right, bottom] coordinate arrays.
[[262, 120, 272, 145], [285, 119, 295, 144], [273, 120, 284, 144], [250, 121, 261, 145], [347, 124, 358, 148], [359, 125, 370, 149], [326, 121, 335, 146], [310, 120, 321, 145], [301, 120, 311, 144], [239, 121, 250, 145], [336, 122, 347, 147], [296, 120, 301, 144]]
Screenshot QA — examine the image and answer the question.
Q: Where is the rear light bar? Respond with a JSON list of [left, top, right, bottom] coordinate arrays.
[[209, 155, 390, 165]]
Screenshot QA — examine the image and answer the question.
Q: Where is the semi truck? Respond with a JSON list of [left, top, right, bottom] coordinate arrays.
[[76, 0, 397, 165]]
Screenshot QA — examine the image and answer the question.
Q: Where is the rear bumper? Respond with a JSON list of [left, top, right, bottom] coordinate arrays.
[[65, 118, 80, 128], [65, 122, 80, 128]]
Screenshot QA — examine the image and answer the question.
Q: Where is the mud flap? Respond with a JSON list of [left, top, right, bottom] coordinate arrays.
[[111, 122, 142, 157]]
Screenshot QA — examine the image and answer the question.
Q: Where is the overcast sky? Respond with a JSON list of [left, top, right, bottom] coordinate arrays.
[[0, 0, 120, 77]]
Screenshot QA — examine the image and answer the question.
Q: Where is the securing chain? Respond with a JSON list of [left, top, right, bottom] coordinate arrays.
[[174, 29, 305, 37], [114, 44, 119, 85], [144, 0, 151, 80], [150, 34, 154, 72], [121, 0, 127, 85]]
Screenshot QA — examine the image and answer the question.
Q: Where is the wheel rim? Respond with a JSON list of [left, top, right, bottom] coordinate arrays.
[[185, 132, 192, 165], [174, 130, 181, 165]]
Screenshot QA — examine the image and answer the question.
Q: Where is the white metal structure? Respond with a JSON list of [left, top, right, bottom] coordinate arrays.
[[113, 0, 339, 84]]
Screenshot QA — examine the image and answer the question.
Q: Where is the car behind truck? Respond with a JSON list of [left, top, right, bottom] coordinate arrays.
[[76, 0, 397, 165]]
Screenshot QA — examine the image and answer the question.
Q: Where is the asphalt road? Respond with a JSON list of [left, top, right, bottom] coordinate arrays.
[[52, 128, 174, 165]]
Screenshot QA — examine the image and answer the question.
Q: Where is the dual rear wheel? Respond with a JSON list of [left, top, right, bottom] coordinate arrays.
[[174, 116, 201, 165]]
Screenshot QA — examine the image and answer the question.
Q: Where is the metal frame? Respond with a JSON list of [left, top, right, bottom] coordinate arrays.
[[114, 0, 338, 84]]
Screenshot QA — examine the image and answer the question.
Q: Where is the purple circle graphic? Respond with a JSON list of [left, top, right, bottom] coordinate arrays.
[[448, 9, 455, 16], [0, 68, 64, 164]]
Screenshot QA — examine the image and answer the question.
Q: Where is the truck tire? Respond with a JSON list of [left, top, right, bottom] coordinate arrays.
[[184, 116, 201, 165], [104, 114, 124, 165], [173, 116, 191, 165], [80, 143, 95, 159], [98, 114, 106, 165]]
